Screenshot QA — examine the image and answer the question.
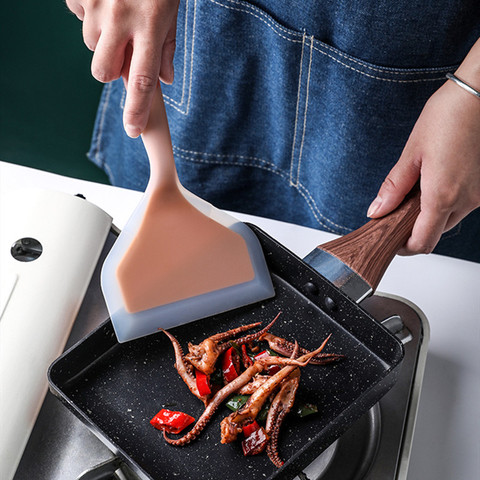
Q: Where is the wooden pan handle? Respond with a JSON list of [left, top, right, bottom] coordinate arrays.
[[318, 188, 421, 291]]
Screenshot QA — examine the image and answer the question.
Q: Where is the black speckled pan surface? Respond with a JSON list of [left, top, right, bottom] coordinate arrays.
[[48, 224, 404, 480]]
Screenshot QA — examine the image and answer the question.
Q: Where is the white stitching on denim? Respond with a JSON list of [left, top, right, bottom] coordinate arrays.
[[289, 32, 306, 186], [185, 0, 197, 115], [173, 146, 351, 233], [164, 95, 187, 112], [295, 35, 314, 186], [208, 0, 302, 44], [120, 85, 126, 110], [210, 0, 452, 82], [173, 151, 340, 232], [213, 0, 453, 85], [173, 144, 276, 167], [210, 0, 303, 39], [178, 0, 189, 107], [164, 0, 196, 114], [312, 44, 447, 83], [316, 40, 457, 76], [296, 181, 351, 234], [164, 0, 190, 108], [93, 81, 113, 166]]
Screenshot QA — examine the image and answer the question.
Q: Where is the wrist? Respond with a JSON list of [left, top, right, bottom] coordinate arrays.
[[454, 37, 480, 92], [446, 73, 480, 100]]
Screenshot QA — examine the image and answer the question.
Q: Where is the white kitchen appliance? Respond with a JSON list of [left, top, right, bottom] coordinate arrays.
[[0, 189, 112, 480]]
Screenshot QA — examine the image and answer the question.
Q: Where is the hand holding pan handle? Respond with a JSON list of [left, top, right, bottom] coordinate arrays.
[[304, 187, 421, 303]]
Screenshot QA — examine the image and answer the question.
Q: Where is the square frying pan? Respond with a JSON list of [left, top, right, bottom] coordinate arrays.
[[48, 190, 420, 479]]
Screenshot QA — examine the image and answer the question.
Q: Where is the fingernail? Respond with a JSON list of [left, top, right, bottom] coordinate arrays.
[[367, 197, 382, 217], [125, 124, 141, 138], [423, 245, 434, 255], [164, 64, 174, 85]]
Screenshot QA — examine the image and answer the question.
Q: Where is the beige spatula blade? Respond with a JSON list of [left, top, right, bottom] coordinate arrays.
[[117, 186, 255, 313]]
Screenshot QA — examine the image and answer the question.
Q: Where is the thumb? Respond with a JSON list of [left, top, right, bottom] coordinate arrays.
[[367, 153, 421, 218]]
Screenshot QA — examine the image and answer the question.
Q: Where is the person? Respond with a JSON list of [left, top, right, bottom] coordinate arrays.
[[67, 0, 480, 262]]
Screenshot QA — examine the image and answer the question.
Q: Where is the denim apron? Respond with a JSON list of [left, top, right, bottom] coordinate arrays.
[[88, 0, 480, 262]]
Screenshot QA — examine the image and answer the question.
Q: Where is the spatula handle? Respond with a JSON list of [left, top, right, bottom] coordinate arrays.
[[142, 84, 179, 189], [318, 188, 421, 291]]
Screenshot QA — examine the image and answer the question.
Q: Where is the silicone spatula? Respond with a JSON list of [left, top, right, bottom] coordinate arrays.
[[101, 85, 274, 342]]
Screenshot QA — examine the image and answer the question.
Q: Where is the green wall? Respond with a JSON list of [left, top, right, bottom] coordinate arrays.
[[0, 1, 110, 184]]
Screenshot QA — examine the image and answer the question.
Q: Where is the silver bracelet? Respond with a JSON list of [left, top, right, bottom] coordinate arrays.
[[446, 72, 480, 99]]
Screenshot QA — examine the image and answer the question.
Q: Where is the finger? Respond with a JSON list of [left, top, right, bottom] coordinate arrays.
[[121, 42, 133, 83], [122, 39, 163, 138], [65, 0, 85, 21], [367, 151, 421, 218], [91, 28, 129, 83], [444, 210, 465, 232], [82, 13, 101, 52], [400, 204, 449, 255], [398, 210, 464, 256], [159, 14, 178, 85], [442, 203, 478, 232]]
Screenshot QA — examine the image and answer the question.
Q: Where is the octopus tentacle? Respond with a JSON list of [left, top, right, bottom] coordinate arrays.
[[256, 355, 323, 368], [260, 332, 344, 365], [185, 312, 281, 374], [241, 345, 254, 369], [265, 341, 300, 466], [239, 343, 299, 395], [290, 340, 300, 360], [208, 322, 261, 342], [220, 335, 331, 443], [161, 329, 209, 406], [163, 361, 268, 446], [217, 312, 282, 355], [163, 400, 217, 446], [237, 375, 269, 395], [163, 345, 304, 447], [266, 369, 300, 467]]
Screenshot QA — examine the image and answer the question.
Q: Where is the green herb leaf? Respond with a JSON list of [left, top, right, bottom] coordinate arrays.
[[295, 403, 318, 418], [226, 395, 250, 411], [228, 341, 241, 355], [210, 367, 223, 385]]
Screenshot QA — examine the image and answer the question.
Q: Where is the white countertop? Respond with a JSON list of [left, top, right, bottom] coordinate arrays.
[[1, 161, 479, 480]]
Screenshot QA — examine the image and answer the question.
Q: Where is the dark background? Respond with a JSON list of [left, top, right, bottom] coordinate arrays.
[[0, 1, 110, 183]]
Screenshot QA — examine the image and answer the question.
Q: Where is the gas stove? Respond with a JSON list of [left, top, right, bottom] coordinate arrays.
[[300, 294, 428, 480], [13, 229, 429, 480]]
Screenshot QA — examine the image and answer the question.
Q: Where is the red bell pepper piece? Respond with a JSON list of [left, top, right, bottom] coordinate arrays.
[[222, 346, 240, 383], [195, 369, 211, 396], [254, 350, 280, 375], [241, 426, 269, 456], [253, 349, 270, 361], [242, 420, 260, 437], [267, 365, 281, 376], [150, 409, 195, 434]]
